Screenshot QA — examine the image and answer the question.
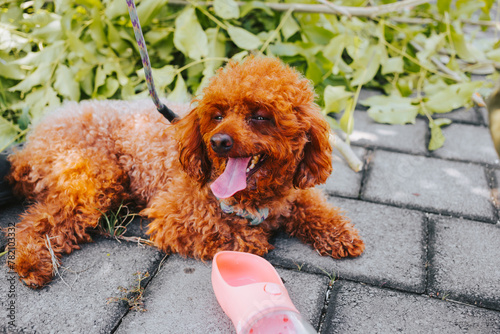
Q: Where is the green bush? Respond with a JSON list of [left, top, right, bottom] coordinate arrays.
[[0, 0, 498, 151]]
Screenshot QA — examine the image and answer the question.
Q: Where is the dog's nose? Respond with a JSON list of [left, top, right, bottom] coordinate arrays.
[[210, 133, 233, 153]]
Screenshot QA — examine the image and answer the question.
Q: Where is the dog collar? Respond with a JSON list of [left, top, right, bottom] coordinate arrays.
[[218, 199, 269, 226]]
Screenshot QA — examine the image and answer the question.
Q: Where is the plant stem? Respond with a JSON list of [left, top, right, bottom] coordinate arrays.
[[175, 57, 230, 75], [186, 0, 228, 30], [260, 8, 294, 54]]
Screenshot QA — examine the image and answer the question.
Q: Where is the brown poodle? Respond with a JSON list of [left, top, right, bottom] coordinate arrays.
[[6, 56, 364, 288]]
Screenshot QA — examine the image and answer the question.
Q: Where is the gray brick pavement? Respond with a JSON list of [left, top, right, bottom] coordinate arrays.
[[431, 123, 500, 165], [362, 150, 496, 222], [427, 215, 500, 311], [116, 255, 328, 334], [318, 146, 366, 198], [323, 281, 500, 334], [0, 235, 162, 333], [266, 197, 427, 293], [347, 110, 428, 154]]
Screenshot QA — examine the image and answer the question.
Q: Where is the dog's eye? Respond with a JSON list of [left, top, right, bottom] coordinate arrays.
[[251, 116, 270, 121], [214, 115, 224, 121]]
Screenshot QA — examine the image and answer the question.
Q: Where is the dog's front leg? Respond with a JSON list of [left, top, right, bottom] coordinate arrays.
[[284, 189, 364, 259], [143, 193, 274, 259]]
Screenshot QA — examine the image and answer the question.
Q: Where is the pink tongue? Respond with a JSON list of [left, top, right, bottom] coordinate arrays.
[[210, 157, 251, 199]]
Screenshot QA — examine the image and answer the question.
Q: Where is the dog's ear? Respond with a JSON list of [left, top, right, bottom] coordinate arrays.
[[175, 108, 211, 184], [293, 105, 333, 189]]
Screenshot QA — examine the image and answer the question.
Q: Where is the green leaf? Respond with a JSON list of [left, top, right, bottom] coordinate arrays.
[[31, 19, 64, 43], [450, 30, 478, 62], [269, 42, 303, 57], [145, 28, 172, 46], [214, 0, 240, 19], [381, 57, 404, 75], [89, 8, 106, 49], [54, 64, 80, 101], [231, 51, 249, 61], [105, 0, 128, 19], [66, 31, 97, 63], [240, 1, 274, 17], [415, 33, 446, 64], [363, 95, 419, 125], [323, 85, 354, 114], [428, 121, 448, 151], [174, 7, 208, 60], [137, 0, 169, 26], [350, 45, 382, 87], [455, 0, 486, 19], [0, 62, 25, 80], [24, 86, 61, 123], [148, 65, 176, 92], [339, 99, 355, 135], [424, 82, 482, 113], [301, 26, 335, 45], [282, 16, 300, 40], [486, 48, 500, 62], [227, 25, 262, 50], [9, 62, 52, 93], [168, 75, 190, 103], [437, 0, 452, 14], [306, 59, 323, 85], [434, 118, 452, 127], [106, 22, 129, 54], [0, 116, 20, 151], [97, 77, 119, 98]]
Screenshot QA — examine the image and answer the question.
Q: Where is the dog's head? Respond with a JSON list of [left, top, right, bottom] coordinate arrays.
[[175, 56, 332, 199]]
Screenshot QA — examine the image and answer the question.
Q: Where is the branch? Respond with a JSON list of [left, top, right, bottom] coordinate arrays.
[[169, 0, 431, 17], [329, 133, 363, 172], [409, 40, 464, 82], [168, 0, 500, 28]]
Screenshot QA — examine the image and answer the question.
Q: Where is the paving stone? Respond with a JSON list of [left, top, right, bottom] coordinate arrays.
[[431, 123, 500, 165], [323, 280, 500, 334], [116, 255, 327, 334], [0, 235, 162, 334], [266, 197, 427, 293], [428, 215, 500, 311], [317, 146, 366, 198], [362, 150, 496, 222], [346, 111, 428, 154]]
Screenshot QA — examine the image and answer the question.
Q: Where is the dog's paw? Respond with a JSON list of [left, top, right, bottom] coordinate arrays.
[[13, 241, 56, 289], [314, 229, 365, 259]]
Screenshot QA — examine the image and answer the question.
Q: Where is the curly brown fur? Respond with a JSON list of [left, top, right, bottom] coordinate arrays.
[[6, 56, 364, 288]]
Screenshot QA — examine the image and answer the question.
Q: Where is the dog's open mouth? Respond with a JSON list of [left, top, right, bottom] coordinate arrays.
[[246, 154, 266, 177], [210, 154, 266, 199]]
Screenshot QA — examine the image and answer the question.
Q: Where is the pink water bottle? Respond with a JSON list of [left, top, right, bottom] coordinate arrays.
[[211, 251, 317, 334]]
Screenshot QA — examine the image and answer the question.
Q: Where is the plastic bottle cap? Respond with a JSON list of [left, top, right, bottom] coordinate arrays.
[[264, 283, 282, 295]]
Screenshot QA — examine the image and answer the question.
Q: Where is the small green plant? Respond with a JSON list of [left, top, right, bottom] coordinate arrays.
[[97, 202, 136, 238], [436, 291, 450, 301], [318, 267, 337, 287], [107, 271, 150, 312], [294, 262, 305, 271], [97, 203, 153, 246]]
